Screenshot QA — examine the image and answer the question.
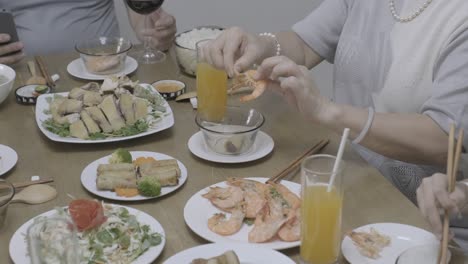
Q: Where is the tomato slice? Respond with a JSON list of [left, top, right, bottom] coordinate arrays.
[[69, 199, 107, 231]]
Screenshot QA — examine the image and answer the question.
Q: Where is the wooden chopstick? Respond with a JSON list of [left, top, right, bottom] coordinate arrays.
[[439, 124, 464, 264], [12, 178, 54, 189], [34, 55, 55, 88], [267, 139, 329, 184]]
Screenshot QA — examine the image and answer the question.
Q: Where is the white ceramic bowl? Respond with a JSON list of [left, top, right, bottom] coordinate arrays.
[[0, 64, 16, 105], [174, 26, 224, 76]]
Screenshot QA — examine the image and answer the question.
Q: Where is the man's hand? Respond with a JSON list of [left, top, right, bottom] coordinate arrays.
[[0, 34, 24, 65]]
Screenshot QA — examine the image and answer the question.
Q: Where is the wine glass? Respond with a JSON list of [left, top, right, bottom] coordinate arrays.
[[125, 0, 166, 64]]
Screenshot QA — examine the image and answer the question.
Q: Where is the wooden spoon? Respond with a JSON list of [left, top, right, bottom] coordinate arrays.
[[26, 61, 46, 85], [10, 184, 57, 204]]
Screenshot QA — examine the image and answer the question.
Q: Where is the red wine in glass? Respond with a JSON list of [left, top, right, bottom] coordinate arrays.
[[125, 0, 166, 63], [125, 0, 164, 15]]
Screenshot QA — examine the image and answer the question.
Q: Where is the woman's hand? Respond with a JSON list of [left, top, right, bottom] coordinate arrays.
[[0, 34, 24, 65], [201, 27, 276, 77], [416, 173, 468, 239], [136, 9, 176, 51], [255, 56, 332, 123]]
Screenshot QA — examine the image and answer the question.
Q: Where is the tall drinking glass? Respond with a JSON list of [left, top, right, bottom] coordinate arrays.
[[0, 179, 15, 229], [125, 0, 166, 64], [28, 217, 80, 264], [301, 154, 344, 264], [196, 39, 227, 122]]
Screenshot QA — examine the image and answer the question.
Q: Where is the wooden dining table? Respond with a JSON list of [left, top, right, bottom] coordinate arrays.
[[0, 50, 463, 263]]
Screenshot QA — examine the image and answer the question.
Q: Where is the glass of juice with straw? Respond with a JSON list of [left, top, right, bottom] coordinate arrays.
[[196, 39, 227, 122], [300, 154, 344, 264]]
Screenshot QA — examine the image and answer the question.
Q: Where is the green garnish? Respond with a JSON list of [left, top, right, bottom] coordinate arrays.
[[43, 118, 70, 137], [109, 148, 132, 164], [243, 218, 255, 226], [35, 85, 49, 94], [137, 176, 161, 197]]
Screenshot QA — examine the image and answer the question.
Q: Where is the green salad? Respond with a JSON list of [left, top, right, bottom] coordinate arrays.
[[31, 205, 163, 264]]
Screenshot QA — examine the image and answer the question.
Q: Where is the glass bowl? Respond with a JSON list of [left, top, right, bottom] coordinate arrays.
[[75, 37, 132, 75], [174, 26, 224, 76], [195, 106, 265, 155]]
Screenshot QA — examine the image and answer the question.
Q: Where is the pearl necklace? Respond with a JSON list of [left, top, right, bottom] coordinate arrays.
[[389, 0, 433, 22]]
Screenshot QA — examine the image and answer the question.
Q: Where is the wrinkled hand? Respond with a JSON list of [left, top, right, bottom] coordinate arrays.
[[416, 173, 468, 239], [0, 34, 24, 65], [138, 9, 176, 51], [255, 56, 331, 122], [201, 27, 274, 77]]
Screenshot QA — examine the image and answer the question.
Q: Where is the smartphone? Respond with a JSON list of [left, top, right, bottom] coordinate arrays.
[[0, 10, 19, 44]]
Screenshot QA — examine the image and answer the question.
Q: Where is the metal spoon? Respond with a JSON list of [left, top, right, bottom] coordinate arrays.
[[10, 184, 57, 204]]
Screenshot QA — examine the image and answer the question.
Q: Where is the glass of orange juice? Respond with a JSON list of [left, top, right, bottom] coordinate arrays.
[[300, 154, 344, 264], [196, 39, 227, 122]]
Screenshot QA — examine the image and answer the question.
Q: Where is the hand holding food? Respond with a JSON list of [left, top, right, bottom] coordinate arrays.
[[201, 27, 276, 77], [0, 33, 24, 65], [255, 56, 332, 123], [416, 173, 468, 238]]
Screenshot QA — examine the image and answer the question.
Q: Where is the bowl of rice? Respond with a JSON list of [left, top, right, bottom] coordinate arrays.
[[0, 64, 16, 105], [174, 26, 224, 77]]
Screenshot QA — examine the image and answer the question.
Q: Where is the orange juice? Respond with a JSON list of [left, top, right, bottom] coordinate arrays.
[[196, 62, 227, 122], [301, 184, 342, 264]]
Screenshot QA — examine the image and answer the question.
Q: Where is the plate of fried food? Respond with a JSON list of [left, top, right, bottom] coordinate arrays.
[[35, 76, 173, 143], [81, 149, 187, 201], [163, 243, 295, 264], [183, 177, 301, 250], [341, 223, 439, 264]]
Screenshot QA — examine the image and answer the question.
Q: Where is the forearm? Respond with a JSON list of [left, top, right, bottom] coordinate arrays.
[[322, 103, 448, 165], [276, 31, 323, 69]]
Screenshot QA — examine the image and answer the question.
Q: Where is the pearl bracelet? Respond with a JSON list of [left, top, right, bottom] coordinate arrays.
[[259, 32, 281, 56], [352, 107, 375, 145]]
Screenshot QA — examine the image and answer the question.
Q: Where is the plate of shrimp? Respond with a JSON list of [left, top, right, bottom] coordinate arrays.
[[183, 177, 301, 250]]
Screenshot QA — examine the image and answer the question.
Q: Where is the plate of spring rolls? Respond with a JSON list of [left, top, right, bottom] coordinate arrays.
[[35, 76, 173, 143], [81, 150, 188, 201]]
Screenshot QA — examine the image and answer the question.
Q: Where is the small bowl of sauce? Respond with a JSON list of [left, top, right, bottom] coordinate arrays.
[[151, 80, 186, 100]]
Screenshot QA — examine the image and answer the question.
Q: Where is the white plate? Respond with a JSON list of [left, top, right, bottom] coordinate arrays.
[[183, 177, 300, 250], [81, 151, 188, 201], [35, 84, 174, 143], [9, 205, 165, 264], [188, 131, 274, 163], [67, 56, 138, 80], [341, 223, 439, 264], [163, 243, 295, 264], [0, 144, 18, 176]]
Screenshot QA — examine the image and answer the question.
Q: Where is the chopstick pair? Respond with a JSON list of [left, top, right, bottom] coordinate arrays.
[[266, 139, 329, 184], [34, 55, 55, 88], [439, 124, 464, 264]]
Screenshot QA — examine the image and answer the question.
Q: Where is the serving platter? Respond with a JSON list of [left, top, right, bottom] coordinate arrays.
[[35, 84, 174, 143], [9, 205, 165, 264], [183, 177, 301, 250], [0, 144, 18, 176], [81, 151, 188, 201]]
